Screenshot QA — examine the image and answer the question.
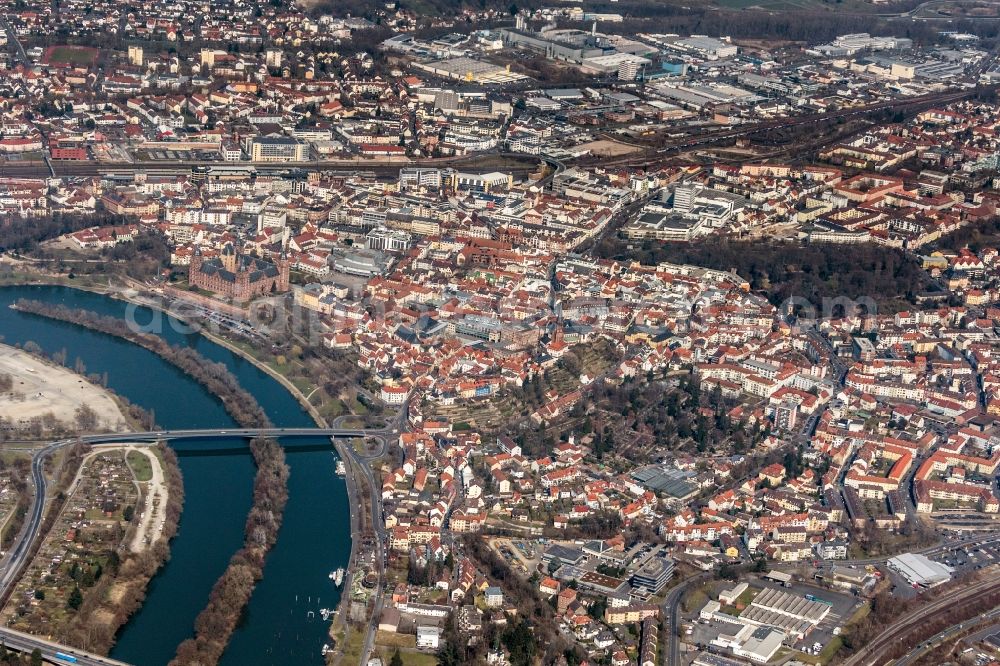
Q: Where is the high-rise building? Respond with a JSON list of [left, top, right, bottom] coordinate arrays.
[[398, 167, 443, 192], [127, 45, 144, 67], [630, 556, 675, 594], [248, 137, 309, 162], [774, 399, 799, 432], [672, 184, 699, 212]]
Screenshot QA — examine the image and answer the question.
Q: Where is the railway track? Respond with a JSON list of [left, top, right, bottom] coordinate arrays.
[[573, 87, 976, 171], [842, 573, 1000, 666]]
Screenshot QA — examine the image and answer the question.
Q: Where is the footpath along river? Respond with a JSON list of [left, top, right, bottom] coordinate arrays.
[[0, 285, 351, 666]]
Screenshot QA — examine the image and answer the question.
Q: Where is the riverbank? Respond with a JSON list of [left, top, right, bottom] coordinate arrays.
[[1, 276, 368, 661], [12, 299, 302, 663], [0, 342, 139, 563], [0, 284, 347, 664], [0, 341, 129, 434], [172, 318, 327, 428], [106, 290, 377, 663], [60, 442, 183, 654], [13, 299, 271, 430]]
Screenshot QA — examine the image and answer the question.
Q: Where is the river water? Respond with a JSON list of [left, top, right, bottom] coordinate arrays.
[[0, 285, 351, 665]]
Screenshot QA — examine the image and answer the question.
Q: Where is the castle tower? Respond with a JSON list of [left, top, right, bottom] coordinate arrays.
[[236, 269, 252, 301], [189, 246, 203, 289], [276, 250, 290, 293]]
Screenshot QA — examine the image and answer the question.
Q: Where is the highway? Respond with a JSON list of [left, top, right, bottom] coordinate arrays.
[[0, 626, 133, 666], [330, 407, 406, 664], [345, 436, 388, 665], [0, 441, 61, 602]]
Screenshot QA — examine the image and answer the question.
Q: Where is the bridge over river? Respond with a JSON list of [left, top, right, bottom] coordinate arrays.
[[0, 426, 391, 666]]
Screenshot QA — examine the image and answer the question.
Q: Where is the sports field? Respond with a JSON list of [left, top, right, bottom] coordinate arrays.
[[41, 45, 99, 67]]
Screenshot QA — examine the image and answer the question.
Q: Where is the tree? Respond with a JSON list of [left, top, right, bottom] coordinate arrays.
[[588, 597, 607, 621], [30, 648, 42, 666], [502, 619, 536, 666], [67, 585, 83, 610], [437, 640, 461, 666], [391, 649, 404, 666]]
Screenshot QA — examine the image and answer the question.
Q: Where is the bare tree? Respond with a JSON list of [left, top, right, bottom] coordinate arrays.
[[74, 404, 98, 432]]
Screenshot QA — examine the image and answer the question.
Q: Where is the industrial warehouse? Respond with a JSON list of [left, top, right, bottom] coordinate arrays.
[[700, 584, 832, 640], [887, 552, 955, 588]]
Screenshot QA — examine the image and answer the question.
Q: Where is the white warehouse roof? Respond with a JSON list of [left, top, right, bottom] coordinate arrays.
[[887, 552, 953, 587]]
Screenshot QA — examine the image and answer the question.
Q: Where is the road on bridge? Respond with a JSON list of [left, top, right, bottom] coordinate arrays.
[[0, 625, 133, 666]]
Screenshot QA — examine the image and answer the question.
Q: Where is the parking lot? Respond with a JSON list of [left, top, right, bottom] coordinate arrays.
[[138, 148, 222, 161], [931, 541, 1000, 576]]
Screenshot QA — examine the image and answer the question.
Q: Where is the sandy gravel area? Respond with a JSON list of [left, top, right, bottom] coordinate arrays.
[[126, 446, 168, 553], [0, 343, 128, 431], [574, 139, 643, 157]]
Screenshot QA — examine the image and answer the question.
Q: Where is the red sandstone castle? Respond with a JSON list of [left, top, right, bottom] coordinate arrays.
[[189, 243, 290, 301]]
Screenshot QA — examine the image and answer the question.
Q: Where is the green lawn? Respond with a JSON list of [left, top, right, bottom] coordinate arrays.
[[126, 450, 153, 482], [721, 587, 758, 615], [397, 652, 437, 666], [84, 507, 118, 520], [319, 397, 347, 420], [736, 587, 758, 606], [375, 631, 416, 648], [339, 626, 366, 664], [845, 603, 870, 626]]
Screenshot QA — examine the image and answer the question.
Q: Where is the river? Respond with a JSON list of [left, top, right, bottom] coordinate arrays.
[[0, 285, 351, 665]]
